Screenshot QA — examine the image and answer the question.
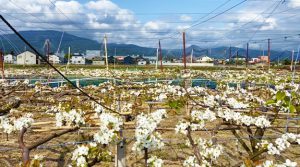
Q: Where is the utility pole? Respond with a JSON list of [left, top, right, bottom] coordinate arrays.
[[268, 38, 271, 70], [104, 34, 108, 70], [246, 43, 249, 68], [66, 46, 71, 73], [229, 46, 232, 65], [114, 48, 116, 69], [24, 46, 26, 67], [236, 50, 238, 67], [159, 40, 163, 71], [190, 48, 193, 67], [182, 31, 187, 69], [0, 49, 4, 79], [291, 50, 294, 71], [155, 48, 158, 70]]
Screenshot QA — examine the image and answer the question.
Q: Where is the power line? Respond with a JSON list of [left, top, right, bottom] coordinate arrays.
[[0, 15, 118, 114]]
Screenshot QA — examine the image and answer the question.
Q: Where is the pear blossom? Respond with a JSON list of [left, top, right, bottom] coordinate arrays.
[[93, 112, 123, 145], [148, 156, 164, 167], [55, 109, 85, 127], [132, 109, 167, 153]]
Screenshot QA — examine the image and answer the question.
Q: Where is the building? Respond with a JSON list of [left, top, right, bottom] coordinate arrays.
[[91, 57, 105, 65], [197, 56, 213, 63], [71, 53, 85, 65], [4, 54, 14, 64], [124, 56, 135, 65], [249, 58, 260, 64], [144, 56, 157, 64], [86, 50, 101, 58], [16, 51, 37, 65], [49, 54, 60, 64], [115, 56, 125, 64], [259, 56, 269, 63], [137, 59, 147, 65]]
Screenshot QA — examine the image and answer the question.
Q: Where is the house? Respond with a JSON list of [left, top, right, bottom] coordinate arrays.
[[259, 56, 269, 63], [49, 54, 60, 64], [249, 58, 260, 64], [71, 53, 85, 65], [108, 56, 116, 64], [91, 57, 105, 65], [115, 56, 125, 64], [196, 56, 213, 63], [144, 56, 157, 64], [4, 54, 14, 64], [124, 56, 135, 65], [137, 59, 147, 65], [16, 51, 37, 65]]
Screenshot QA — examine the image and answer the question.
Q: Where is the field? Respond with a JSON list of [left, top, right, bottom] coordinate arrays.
[[0, 66, 299, 167]]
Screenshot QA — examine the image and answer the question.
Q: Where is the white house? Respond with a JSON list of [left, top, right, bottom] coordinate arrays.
[[198, 56, 213, 63], [49, 54, 60, 64], [71, 53, 85, 65], [144, 56, 156, 64], [16, 51, 37, 65], [137, 60, 147, 65], [4, 54, 14, 64]]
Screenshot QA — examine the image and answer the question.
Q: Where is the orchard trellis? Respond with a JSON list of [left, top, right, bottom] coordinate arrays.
[[0, 68, 300, 167]]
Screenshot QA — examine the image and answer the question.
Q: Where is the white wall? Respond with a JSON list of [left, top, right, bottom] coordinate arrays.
[[49, 55, 60, 64], [71, 56, 85, 64], [4, 54, 14, 64], [163, 62, 214, 67], [16, 51, 37, 65]]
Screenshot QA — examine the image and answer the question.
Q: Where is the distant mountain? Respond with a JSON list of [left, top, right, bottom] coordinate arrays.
[[0, 30, 292, 61]]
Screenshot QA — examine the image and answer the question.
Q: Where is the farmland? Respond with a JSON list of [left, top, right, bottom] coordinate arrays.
[[0, 66, 299, 167]]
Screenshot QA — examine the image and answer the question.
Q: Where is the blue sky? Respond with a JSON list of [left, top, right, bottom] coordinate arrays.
[[1, 0, 300, 50]]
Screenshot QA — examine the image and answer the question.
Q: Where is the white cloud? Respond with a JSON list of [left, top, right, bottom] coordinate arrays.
[[0, 0, 299, 49], [180, 15, 192, 21], [288, 0, 300, 8], [144, 21, 169, 31], [86, 0, 118, 11]]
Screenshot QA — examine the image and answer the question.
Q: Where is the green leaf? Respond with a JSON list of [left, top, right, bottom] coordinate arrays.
[[276, 91, 286, 101], [289, 105, 296, 113], [266, 99, 276, 105]]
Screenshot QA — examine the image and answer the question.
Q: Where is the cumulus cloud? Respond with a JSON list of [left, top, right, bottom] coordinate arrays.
[[288, 0, 300, 8], [0, 0, 299, 49], [180, 15, 192, 21]]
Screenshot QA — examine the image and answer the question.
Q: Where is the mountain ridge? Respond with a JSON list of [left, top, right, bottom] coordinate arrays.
[[0, 30, 292, 61]]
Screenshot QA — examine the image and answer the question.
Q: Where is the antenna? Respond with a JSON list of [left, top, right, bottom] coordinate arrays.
[[43, 39, 50, 63], [56, 31, 64, 55]]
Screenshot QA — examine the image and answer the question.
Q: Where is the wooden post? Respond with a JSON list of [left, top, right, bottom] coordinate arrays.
[[236, 51, 238, 67], [159, 40, 163, 71], [229, 46, 232, 62], [268, 38, 271, 70], [183, 31, 187, 69], [104, 34, 109, 70], [156, 48, 159, 70], [0, 50, 4, 79], [290, 50, 294, 71], [116, 130, 126, 167], [144, 148, 148, 167], [246, 43, 249, 68], [190, 48, 193, 67]]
